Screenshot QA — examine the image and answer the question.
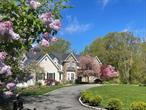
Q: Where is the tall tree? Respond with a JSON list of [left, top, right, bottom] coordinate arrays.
[[83, 32, 145, 84], [41, 38, 70, 53]]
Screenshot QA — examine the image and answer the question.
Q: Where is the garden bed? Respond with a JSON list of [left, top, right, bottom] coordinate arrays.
[[17, 85, 65, 96], [80, 85, 146, 110]]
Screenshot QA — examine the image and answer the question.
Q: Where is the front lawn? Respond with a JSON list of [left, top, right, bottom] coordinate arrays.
[[85, 85, 146, 110], [17, 85, 65, 96]]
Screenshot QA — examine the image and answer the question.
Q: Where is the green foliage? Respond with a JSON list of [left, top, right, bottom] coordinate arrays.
[[81, 92, 92, 103], [0, 0, 45, 50], [83, 32, 146, 84], [106, 98, 123, 110], [41, 38, 70, 53], [130, 101, 146, 110], [86, 85, 146, 110], [88, 95, 102, 106], [81, 91, 102, 106]]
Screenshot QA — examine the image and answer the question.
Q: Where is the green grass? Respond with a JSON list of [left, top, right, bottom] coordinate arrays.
[[86, 85, 146, 110], [17, 85, 65, 96]]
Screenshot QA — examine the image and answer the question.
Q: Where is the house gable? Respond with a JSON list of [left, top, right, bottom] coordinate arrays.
[[64, 53, 78, 62], [37, 54, 60, 70], [95, 56, 102, 64]]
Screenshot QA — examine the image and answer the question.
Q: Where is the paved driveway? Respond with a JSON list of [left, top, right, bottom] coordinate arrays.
[[24, 84, 99, 110]]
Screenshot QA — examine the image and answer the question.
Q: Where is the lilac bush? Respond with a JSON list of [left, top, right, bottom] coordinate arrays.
[[0, 0, 70, 102]]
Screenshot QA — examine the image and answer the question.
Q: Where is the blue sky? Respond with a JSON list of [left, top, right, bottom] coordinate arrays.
[[58, 0, 146, 53]]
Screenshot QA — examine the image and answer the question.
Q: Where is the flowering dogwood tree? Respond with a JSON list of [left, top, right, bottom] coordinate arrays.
[[0, 0, 70, 101], [100, 65, 119, 80], [79, 55, 119, 82], [79, 55, 101, 82]]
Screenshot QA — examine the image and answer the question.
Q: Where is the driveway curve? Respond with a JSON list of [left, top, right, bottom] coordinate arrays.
[[24, 84, 99, 110]]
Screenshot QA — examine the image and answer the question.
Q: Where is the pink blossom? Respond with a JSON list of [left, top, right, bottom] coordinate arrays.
[[0, 21, 20, 40], [101, 65, 119, 79], [41, 39, 49, 47], [0, 21, 12, 36], [0, 65, 12, 76], [4, 91, 13, 97], [9, 30, 20, 40], [39, 12, 53, 24], [29, 0, 41, 9], [0, 52, 7, 61], [6, 82, 16, 90], [49, 19, 61, 31]]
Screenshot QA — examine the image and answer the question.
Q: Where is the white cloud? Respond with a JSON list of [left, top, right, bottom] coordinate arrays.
[[98, 0, 110, 8], [98, 0, 143, 9], [122, 28, 129, 32], [64, 16, 91, 34]]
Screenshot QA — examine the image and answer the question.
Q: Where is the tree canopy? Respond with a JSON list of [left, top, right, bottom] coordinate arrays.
[[83, 32, 146, 84]]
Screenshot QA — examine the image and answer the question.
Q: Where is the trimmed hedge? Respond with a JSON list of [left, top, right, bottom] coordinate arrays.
[[88, 95, 102, 106], [130, 101, 146, 110], [80, 92, 102, 106], [106, 98, 123, 110]]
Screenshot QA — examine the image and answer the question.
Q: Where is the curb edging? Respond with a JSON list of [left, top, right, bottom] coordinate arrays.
[[78, 97, 107, 110]]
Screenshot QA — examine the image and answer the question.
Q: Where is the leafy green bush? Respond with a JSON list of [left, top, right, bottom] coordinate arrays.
[[88, 95, 102, 106], [106, 98, 122, 110], [142, 77, 146, 85], [130, 101, 146, 110], [80, 92, 92, 103]]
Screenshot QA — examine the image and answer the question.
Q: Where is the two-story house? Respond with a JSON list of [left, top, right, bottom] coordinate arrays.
[[19, 50, 102, 87], [21, 51, 79, 86]]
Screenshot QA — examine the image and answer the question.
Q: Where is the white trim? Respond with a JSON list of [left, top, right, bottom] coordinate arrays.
[[64, 53, 78, 62], [37, 54, 60, 70], [79, 97, 106, 110], [95, 56, 102, 64]]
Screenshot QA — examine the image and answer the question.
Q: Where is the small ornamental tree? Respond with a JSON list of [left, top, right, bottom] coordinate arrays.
[[79, 55, 101, 82], [0, 0, 70, 103], [100, 65, 119, 80], [79, 55, 119, 82]]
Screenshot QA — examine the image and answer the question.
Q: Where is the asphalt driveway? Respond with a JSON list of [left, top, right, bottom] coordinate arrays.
[[24, 84, 99, 110]]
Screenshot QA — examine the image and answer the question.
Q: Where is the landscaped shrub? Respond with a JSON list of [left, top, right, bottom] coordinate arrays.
[[130, 101, 146, 110], [45, 78, 56, 86], [80, 92, 92, 103], [106, 98, 122, 110], [88, 95, 102, 106], [142, 77, 146, 85]]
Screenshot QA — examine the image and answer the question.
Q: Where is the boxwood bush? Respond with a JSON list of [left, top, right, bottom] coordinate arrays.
[[80, 92, 92, 103], [130, 101, 146, 110], [106, 98, 122, 110], [88, 95, 102, 106], [80, 92, 102, 106]]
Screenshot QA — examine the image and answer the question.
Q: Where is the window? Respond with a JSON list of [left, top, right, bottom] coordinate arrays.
[[36, 73, 45, 81], [71, 73, 74, 80], [45, 58, 48, 61], [47, 73, 55, 79]]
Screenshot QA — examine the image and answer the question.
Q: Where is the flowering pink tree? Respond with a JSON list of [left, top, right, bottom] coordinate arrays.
[[100, 65, 119, 80], [0, 0, 70, 102], [78, 55, 101, 82], [78, 55, 119, 82]]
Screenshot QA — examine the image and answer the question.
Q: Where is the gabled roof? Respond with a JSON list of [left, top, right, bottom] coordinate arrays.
[[23, 51, 44, 66], [64, 52, 78, 62], [23, 51, 79, 66], [49, 53, 70, 63], [95, 56, 102, 64], [37, 54, 60, 70]]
